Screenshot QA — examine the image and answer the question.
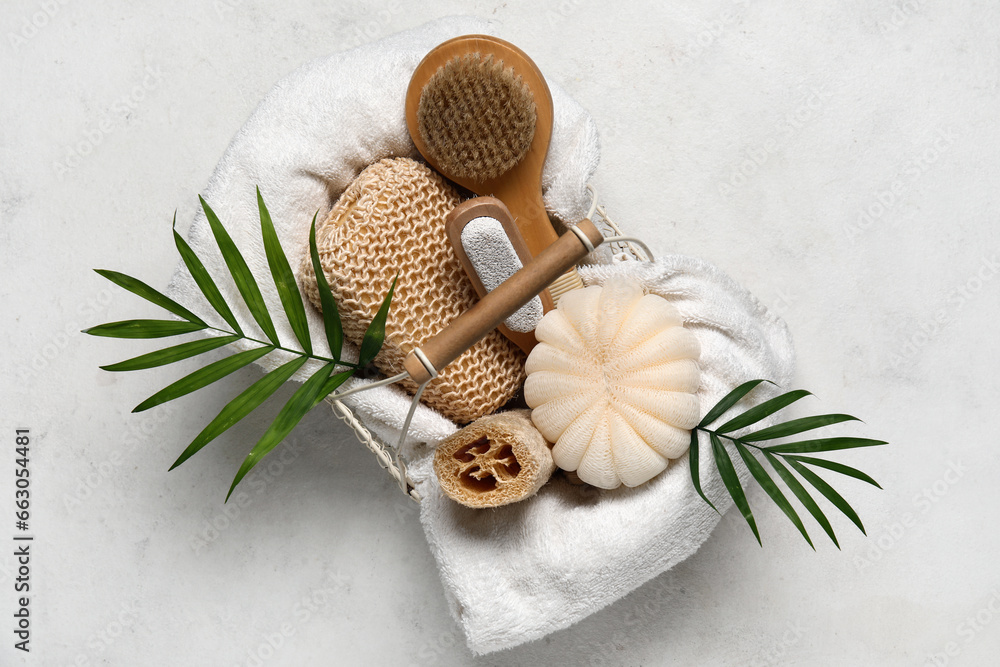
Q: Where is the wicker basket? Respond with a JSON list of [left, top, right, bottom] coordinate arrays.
[[325, 191, 650, 503]]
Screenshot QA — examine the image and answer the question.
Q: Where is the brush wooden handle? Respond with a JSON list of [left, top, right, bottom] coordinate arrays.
[[407, 34, 566, 311], [404, 219, 604, 385]]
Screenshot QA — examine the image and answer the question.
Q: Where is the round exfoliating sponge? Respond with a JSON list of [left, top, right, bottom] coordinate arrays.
[[300, 157, 526, 424], [524, 276, 702, 489]]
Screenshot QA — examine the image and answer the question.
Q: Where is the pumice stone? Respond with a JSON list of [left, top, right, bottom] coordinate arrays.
[[523, 276, 701, 489]]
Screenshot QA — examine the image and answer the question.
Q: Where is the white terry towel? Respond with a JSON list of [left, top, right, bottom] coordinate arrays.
[[165, 16, 794, 655], [410, 257, 794, 653]]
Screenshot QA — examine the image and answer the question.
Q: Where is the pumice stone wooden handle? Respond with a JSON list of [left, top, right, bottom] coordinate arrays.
[[404, 219, 604, 385]]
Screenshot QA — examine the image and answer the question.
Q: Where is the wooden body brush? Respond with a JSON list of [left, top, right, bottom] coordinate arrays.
[[406, 34, 586, 324]]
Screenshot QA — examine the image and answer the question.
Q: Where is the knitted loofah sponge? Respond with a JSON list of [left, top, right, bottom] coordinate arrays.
[[299, 157, 526, 424], [433, 409, 555, 508]]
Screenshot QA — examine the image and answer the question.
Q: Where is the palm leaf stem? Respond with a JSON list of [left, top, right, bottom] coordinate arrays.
[[196, 323, 362, 370]]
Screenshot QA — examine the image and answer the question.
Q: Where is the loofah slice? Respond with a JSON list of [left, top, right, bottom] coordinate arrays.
[[299, 157, 525, 424], [417, 53, 537, 183], [433, 409, 555, 508], [523, 276, 702, 489]]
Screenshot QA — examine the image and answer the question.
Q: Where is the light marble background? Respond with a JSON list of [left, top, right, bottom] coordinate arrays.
[[2, 1, 998, 665]]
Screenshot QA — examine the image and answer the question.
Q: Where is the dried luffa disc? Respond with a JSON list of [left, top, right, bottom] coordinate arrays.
[[434, 410, 555, 508], [524, 276, 701, 489], [299, 157, 525, 424]]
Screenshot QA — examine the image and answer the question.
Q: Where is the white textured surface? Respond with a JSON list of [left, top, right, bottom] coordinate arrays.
[[2, 1, 999, 665], [461, 215, 543, 333]]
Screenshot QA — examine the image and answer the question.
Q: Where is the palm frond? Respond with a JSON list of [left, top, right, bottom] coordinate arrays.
[[85, 190, 398, 501], [694, 380, 885, 547]]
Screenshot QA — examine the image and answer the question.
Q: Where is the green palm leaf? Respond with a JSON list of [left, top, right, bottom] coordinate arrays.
[[693, 379, 884, 547], [100, 335, 239, 371], [200, 195, 279, 346], [95, 269, 204, 325], [309, 213, 343, 363], [734, 442, 813, 549], [688, 430, 717, 512], [766, 437, 887, 455], [173, 214, 243, 335], [258, 188, 311, 355], [710, 433, 760, 546], [85, 189, 405, 502], [787, 458, 867, 535], [312, 370, 356, 409], [226, 362, 335, 501], [786, 455, 882, 488], [764, 451, 839, 548], [698, 379, 772, 428], [133, 345, 271, 413], [83, 319, 206, 339], [169, 356, 309, 471], [716, 390, 812, 434], [358, 275, 397, 367], [741, 414, 860, 442]]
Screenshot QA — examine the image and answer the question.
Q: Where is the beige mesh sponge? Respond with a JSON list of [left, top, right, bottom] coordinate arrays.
[[433, 410, 555, 508], [417, 53, 536, 183], [299, 157, 525, 424], [524, 277, 702, 489]]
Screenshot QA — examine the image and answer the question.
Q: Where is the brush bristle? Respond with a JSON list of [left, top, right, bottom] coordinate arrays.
[[417, 53, 536, 183]]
